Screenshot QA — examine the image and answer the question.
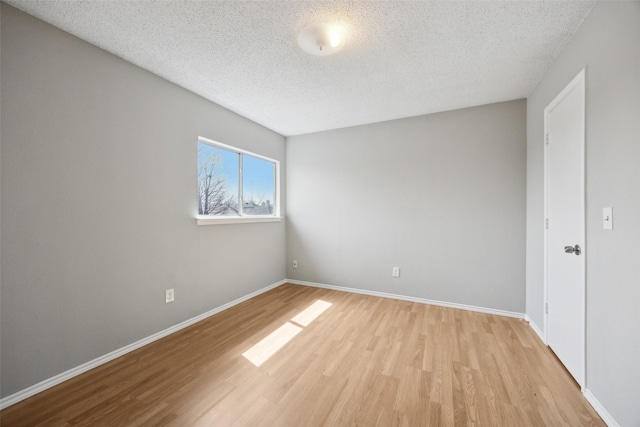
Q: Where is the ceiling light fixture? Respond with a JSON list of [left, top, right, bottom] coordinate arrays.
[[298, 23, 345, 56]]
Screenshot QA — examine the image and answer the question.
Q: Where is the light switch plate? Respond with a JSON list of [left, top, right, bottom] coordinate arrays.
[[603, 207, 613, 230]]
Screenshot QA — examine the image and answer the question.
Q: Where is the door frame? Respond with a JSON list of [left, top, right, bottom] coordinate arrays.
[[543, 68, 586, 389]]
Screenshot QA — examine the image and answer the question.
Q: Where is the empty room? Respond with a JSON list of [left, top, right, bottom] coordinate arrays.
[[1, 1, 638, 426]]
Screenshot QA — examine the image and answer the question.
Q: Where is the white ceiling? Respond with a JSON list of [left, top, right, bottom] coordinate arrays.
[[6, 0, 596, 136]]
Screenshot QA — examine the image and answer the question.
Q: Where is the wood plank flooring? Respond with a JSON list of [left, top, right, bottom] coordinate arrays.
[[1, 284, 605, 426]]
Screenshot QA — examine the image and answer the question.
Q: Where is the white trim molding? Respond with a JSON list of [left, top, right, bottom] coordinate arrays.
[[584, 389, 620, 427], [525, 315, 546, 344], [197, 216, 282, 226], [288, 279, 526, 319], [0, 279, 288, 410]]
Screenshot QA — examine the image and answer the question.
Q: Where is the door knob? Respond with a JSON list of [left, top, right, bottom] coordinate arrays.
[[564, 244, 581, 255]]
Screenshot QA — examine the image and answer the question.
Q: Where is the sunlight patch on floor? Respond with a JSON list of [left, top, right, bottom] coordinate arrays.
[[242, 299, 333, 366], [242, 322, 302, 367], [291, 299, 332, 327]]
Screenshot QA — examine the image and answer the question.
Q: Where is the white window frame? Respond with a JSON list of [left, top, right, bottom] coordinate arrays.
[[196, 136, 281, 225]]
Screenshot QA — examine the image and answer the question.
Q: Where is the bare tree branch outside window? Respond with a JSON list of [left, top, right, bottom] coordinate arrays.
[[198, 152, 238, 215]]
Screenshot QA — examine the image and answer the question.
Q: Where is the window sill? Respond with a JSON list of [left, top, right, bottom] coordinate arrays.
[[196, 216, 282, 226]]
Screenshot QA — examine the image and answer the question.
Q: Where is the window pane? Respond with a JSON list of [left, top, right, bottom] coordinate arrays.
[[198, 142, 239, 216], [242, 154, 276, 216]]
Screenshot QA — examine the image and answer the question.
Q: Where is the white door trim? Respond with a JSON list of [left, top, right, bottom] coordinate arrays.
[[543, 68, 586, 389]]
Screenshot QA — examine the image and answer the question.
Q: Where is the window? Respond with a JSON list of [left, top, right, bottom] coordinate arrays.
[[197, 137, 279, 224]]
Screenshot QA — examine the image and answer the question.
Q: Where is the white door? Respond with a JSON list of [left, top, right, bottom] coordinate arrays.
[[544, 69, 586, 388]]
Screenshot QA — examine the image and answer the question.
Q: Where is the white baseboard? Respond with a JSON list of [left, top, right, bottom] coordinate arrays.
[[0, 279, 287, 410], [584, 389, 620, 427], [525, 315, 546, 344], [287, 279, 525, 319]]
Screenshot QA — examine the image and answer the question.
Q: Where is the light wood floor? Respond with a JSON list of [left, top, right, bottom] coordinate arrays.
[[1, 283, 604, 426]]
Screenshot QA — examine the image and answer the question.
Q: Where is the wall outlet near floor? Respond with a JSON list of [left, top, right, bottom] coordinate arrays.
[[392, 267, 400, 278], [165, 288, 175, 304], [292, 260, 298, 269]]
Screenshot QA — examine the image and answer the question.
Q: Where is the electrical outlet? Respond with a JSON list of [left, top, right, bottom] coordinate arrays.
[[165, 288, 175, 304], [292, 260, 298, 269], [392, 267, 400, 278]]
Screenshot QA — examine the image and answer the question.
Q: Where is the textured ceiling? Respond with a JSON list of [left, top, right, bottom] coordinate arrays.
[[5, 0, 596, 136]]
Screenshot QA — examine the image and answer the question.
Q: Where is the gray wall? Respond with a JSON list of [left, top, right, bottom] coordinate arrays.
[[526, 2, 640, 425], [0, 5, 286, 398], [287, 100, 526, 313]]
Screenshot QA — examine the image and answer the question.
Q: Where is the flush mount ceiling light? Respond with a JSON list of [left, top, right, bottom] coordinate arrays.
[[298, 23, 345, 56]]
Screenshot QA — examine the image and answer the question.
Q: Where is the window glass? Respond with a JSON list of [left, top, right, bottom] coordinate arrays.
[[197, 143, 239, 216], [242, 154, 276, 216], [197, 139, 278, 219]]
